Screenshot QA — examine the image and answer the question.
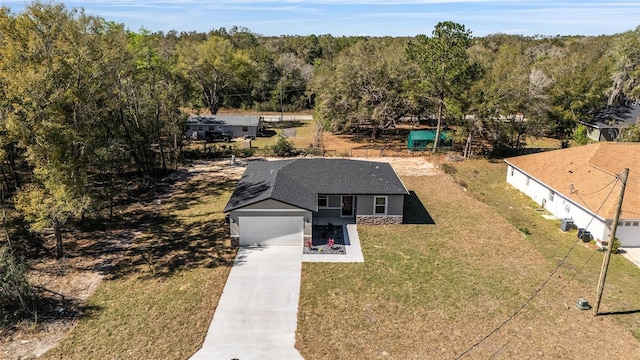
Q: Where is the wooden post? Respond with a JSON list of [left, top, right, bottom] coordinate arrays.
[[593, 168, 629, 315]]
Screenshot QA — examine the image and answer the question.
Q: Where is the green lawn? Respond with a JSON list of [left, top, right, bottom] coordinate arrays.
[[297, 160, 640, 359]]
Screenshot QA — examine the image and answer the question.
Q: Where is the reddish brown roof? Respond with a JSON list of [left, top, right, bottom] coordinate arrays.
[[505, 143, 640, 220]]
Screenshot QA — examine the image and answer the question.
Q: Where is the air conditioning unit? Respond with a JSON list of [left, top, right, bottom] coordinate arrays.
[[561, 218, 574, 232]]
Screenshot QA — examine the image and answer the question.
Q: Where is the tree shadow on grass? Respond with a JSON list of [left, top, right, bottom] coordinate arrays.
[[1, 292, 102, 337], [5, 167, 241, 335], [61, 167, 239, 281], [105, 174, 238, 280], [403, 191, 435, 225]]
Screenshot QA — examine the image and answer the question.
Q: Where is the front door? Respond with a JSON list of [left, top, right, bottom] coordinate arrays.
[[341, 196, 354, 217]]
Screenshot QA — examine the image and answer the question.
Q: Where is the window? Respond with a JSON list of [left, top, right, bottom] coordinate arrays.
[[242, 126, 248, 132], [633, 222, 639, 227], [526, 177, 530, 186], [624, 222, 631, 226], [548, 191, 555, 202], [317, 195, 328, 208], [374, 196, 387, 215], [510, 167, 514, 176]]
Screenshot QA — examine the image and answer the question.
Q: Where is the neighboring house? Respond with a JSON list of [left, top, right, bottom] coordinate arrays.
[[407, 130, 452, 150], [186, 114, 262, 139], [581, 103, 640, 141], [224, 158, 409, 246], [505, 143, 640, 247]]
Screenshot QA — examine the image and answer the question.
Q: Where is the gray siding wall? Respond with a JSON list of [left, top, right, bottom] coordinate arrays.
[[388, 195, 404, 215], [318, 208, 341, 218], [357, 196, 373, 215], [356, 194, 404, 216], [328, 195, 341, 207]]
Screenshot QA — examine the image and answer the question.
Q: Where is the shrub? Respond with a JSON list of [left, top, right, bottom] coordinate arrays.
[[572, 124, 590, 145], [612, 238, 622, 253], [302, 147, 323, 156], [271, 135, 296, 157], [0, 246, 37, 327], [237, 147, 256, 158], [442, 163, 457, 175]]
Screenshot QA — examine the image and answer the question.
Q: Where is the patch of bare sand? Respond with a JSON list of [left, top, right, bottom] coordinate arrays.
[[355, 156, 441, 176]]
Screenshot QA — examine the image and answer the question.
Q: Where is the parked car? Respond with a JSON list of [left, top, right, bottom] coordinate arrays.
[[205, 130, 232, 143]]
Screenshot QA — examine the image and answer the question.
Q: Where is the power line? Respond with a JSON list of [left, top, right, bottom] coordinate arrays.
[[566, 179, 619, 286], [575, 177, 620, 231], [455, 178, 620, 359], [573, 177, 618, 215], [455, 238, 581, 359], [575, 176, 618, 196], [566, 250, 598, 285]]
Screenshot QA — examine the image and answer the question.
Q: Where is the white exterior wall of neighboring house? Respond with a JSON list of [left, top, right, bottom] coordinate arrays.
[[506, 165, 609, 242]]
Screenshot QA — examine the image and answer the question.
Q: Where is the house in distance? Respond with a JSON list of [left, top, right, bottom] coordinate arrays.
[[581, 103, 640, 141], [185, 114, 262, 140]]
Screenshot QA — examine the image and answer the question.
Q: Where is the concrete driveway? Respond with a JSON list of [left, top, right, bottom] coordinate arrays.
[[622, 247, 640, 268], [190, 246, 303, 360]]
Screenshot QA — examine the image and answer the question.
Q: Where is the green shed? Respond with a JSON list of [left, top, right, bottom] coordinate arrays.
[[407, 130, 451, 150]]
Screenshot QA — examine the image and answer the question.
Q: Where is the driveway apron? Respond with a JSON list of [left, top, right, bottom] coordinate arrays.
[[190, 246, 303, 360]]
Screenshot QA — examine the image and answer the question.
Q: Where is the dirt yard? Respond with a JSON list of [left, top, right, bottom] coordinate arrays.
[[0, 160, 245, 360]]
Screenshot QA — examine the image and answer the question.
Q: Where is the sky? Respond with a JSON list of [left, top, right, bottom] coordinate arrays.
[[1, 1, 638, 37]]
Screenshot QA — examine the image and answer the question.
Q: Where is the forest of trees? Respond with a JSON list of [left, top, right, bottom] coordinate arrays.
[[0, 1, 639, 325]]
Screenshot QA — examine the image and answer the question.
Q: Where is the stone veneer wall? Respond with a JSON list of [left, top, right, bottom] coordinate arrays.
[[357, 215, 403, 225]]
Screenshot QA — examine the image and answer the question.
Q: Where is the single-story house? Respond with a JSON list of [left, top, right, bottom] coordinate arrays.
[[505, 143, 640, 247], [186, 114, 262, 140], [581, 103, 640, 141], [224, 158, 409, 246], [407, 130, 452, 150]]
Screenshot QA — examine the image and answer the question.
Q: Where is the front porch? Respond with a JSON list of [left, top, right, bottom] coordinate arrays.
[[313, 216, 356, 226]]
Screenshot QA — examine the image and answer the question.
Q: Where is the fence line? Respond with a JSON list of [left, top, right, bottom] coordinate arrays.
[[313, 147, 453, 158]]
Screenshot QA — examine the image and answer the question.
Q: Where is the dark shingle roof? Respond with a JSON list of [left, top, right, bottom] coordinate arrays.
[[585, 103, 640, 129], [224, 158, 408, 212], [187, 114, 261, 127]]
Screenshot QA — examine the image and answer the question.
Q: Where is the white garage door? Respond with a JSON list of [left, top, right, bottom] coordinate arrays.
[[613, 226, 640, 247], [239, 216, 303, 246]]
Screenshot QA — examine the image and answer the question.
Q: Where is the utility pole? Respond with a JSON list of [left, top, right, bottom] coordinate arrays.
[[593, 168, 629, 315], [280, 84, 284, 122]]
